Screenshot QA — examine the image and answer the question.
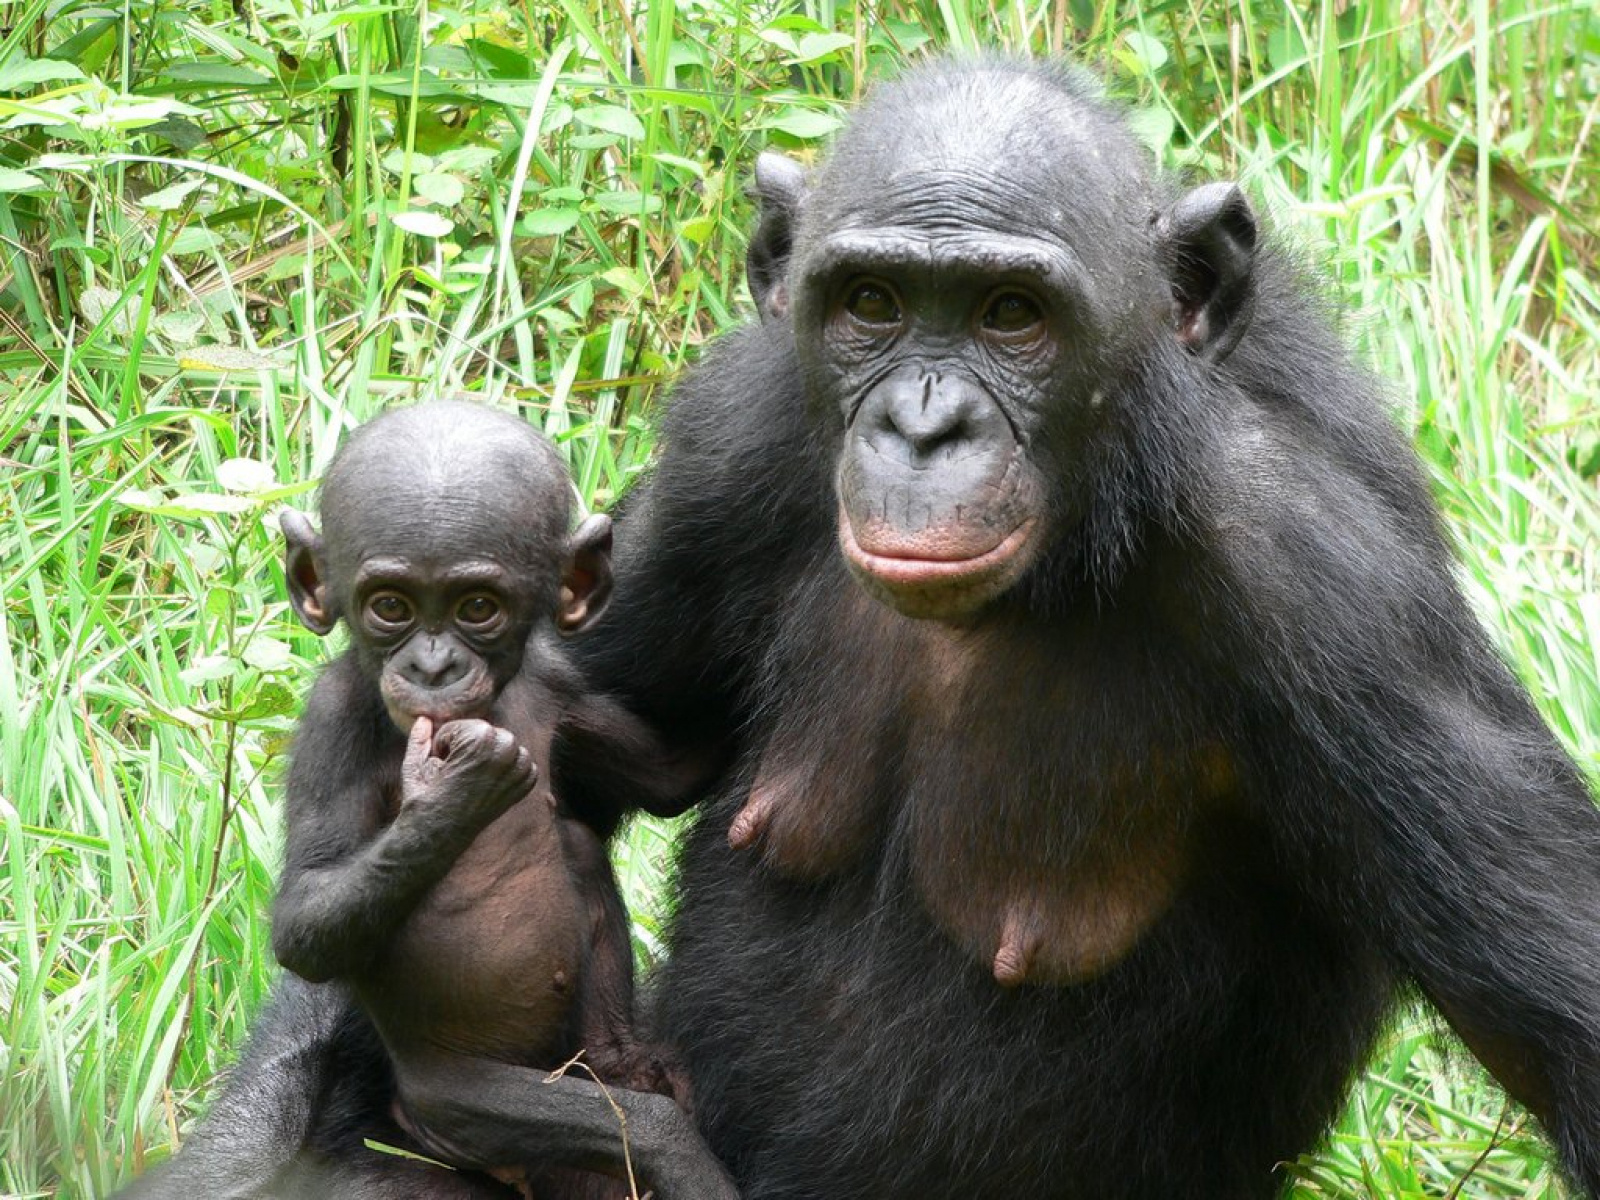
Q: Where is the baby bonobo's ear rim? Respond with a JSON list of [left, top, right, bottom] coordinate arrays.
[[280, 508, 337, 636], [556, 512, 614, 635]]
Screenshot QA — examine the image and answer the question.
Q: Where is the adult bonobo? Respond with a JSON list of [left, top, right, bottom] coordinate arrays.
[[553, 59, 1594, 1197]]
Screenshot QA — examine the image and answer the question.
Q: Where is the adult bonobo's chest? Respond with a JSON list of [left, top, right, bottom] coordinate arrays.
[[724, 558, 1239, 988]]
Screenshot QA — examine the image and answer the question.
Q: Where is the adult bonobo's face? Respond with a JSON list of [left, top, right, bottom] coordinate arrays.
[[280, 401, 613, 730], [752, 63, 1257, 621]]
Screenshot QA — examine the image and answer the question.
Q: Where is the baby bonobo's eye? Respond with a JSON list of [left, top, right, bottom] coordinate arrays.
[[457, 594, 501, 627], [367, 591, 412, 628]]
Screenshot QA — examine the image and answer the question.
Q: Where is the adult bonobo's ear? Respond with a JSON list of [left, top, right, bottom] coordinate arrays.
[[280, 510, 337, 636], [557, 513, 615, 635], [1157, 182, 1258, 362], [746, 152, 808, 322]]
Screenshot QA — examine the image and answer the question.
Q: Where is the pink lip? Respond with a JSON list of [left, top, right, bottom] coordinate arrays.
[[838, 513, 1037, 588]]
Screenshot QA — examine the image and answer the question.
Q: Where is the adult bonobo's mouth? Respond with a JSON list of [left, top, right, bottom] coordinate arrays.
[[839, 508, 1041, 619], [825, 356, 1050, 620]]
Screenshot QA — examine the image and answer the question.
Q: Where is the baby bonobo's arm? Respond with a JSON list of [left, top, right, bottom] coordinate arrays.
[[273, 696, 536, 984]]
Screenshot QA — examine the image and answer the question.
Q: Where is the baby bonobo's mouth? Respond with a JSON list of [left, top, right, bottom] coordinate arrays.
[[380, 668, 496, 731]]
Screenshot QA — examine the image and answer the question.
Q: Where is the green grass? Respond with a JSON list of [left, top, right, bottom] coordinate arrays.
[[0, 1, 1596, 1196]]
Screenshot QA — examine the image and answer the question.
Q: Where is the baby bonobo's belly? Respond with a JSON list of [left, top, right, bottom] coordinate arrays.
[[362, 792, 588, 1064]]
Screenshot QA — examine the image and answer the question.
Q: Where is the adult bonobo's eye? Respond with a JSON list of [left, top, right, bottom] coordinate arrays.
[[980, 290, 1046, 340], [841, 279, 902, 330], [456, 594, 501, 628], [366, 591, 412, 629]]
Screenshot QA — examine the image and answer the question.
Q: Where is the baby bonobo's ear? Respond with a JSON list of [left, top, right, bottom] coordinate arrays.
[[280, 510, 337, 636], [557, 513, 614, 635]]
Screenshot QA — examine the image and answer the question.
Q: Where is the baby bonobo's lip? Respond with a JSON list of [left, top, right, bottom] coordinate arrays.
[[380, 671, 496, 733]]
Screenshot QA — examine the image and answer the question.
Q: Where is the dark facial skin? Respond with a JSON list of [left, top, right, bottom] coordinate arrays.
[[776, 72, 1251, 622]]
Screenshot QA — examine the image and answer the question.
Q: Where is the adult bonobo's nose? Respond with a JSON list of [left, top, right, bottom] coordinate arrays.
[[862, 372, 1001, 469], [400, 634, 467, 689]]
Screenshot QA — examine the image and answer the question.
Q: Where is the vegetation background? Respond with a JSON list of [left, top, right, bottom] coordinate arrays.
[[0, 0, 1596, 1195]]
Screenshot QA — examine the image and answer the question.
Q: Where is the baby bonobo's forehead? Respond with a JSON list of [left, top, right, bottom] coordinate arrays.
[[320, 401, 572, 575]]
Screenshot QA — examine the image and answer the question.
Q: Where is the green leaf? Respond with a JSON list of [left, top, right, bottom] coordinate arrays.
[[592, 189, 662, 216], [757, 29, 800, 57], [0, 57, 86, 91], [154, 310, 207, 344], [138, 179, 205, 211], [519, 207, 581, 237], [1122, 31, 1168, 75], [413, 172, 465, 207], [240, 636, 292, 673], [178, 344, 287, 372], [161, 62, 272, 87], [575, 104, 645, 140], [1266, 23, 1309, 74], [650, 152, 706, 179], [102, 98, 204, 130], [216, 459, 277, 494], [760, 106, 842, 141], [0, 168, 45, 193], [791, 33, 854, 64], [382, 150, 436, 175], [392, 210, 454, 238], [1127, 106, 1175, 156]]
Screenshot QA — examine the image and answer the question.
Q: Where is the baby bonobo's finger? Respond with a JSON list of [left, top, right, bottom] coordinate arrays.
[[404, 716, 435, 768], [488, 725, 517, 764]]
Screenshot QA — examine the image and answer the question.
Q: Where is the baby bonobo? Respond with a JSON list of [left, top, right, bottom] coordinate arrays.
[[274, 400, 688, 1198]]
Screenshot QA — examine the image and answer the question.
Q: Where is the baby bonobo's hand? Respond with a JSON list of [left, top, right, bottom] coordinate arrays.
[[401, 717, 538, 829]]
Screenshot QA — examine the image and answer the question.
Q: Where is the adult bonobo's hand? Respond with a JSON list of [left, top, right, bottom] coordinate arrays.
[[400, 716, 537, 828]]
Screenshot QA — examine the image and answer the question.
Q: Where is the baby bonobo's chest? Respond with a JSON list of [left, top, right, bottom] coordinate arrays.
[[736, 598, 1235, 987], [365, 696, 590, 1063]]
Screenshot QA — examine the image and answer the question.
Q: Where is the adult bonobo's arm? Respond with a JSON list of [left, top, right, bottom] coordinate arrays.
[[1195, 366, 1600, 1191], [571, 317, 827, 742], [112, 976, 350, 1198], [392, 1050, 741, 1200], [271, 663, 534, 983]]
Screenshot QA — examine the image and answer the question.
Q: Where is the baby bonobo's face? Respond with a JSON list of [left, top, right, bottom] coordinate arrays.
[[281, 401, 607, 734], [349, 546, 535, 730]]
